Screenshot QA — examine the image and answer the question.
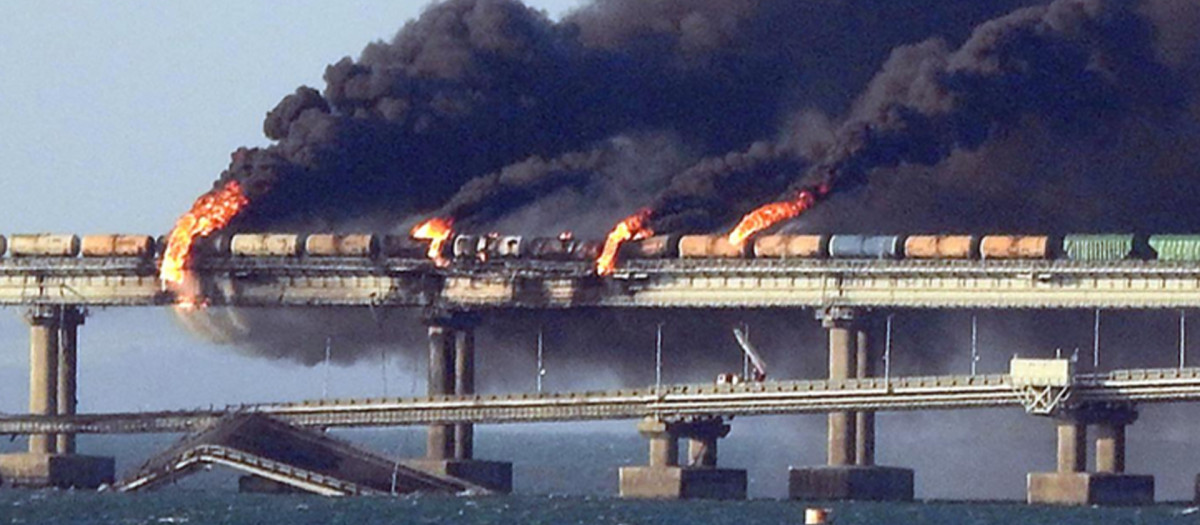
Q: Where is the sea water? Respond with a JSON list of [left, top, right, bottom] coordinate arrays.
[[1, 425, 1197, 524]]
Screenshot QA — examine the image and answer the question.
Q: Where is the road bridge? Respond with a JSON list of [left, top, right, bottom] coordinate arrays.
[[4, 256, 1199, 503], [5, 257, 1200, 309], [2, 367, 1198, 434]]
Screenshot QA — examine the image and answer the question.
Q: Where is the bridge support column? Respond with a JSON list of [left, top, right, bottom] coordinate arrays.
[[26, 306, 59, 455], [56, 307, 85, 455], [1095, 423, 1126, 474], [620, 417, 746, 499], [413, 313, 511, 494], [1028, 407, 1152, 505], [789, 307, 913, 502], [855, 325, 875, 467], [425, 323, 456, 461], [454, 328, 474, 461], [0, 306, 113, 489]]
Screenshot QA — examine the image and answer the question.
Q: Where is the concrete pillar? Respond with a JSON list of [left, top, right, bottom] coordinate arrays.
[[639, 418, 679, 468], [621, 417, 745, 499], [56, 307, 84, 455], [1056, 421, 1087, 474], [26, 307, 60, 455], [821, 308, 857, 466], [426, 324, 456, 460], [855, 325, 875, 467], [1028, 408, 1150, 505], [1095, 423, 1126, 474], [454, 328, 475, 460]]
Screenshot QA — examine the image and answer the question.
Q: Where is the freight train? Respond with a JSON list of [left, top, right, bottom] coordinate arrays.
[[4, 232, 1200, 262]]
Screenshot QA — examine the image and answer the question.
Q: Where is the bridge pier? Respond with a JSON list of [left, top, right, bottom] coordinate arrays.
[[1028, 406, 1152, 505], [0, 306, 113, 489], [413, 313, 511, 493], [789, 307, 913, 501], [425, 323, 456, 460], [619, 417, 746, 499], [56, 307, 85, 455]]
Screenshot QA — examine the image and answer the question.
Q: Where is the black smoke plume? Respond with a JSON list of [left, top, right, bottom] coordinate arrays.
[[783, 0, 1200, 233], [187, 0, 1199, 380], [213, 0, 1048, 234]]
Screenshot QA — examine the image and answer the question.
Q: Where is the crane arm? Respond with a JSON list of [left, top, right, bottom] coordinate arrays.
[[732, 327, 768, 381]]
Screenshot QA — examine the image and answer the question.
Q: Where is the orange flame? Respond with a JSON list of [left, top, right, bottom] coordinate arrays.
[[596, 208, 654, 276], [411, 217, 454, 267], [160, 181, 250, 289], [727, 186, 826, 247]]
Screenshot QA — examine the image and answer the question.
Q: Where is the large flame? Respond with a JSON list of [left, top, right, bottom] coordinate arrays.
[[596, 208, 653, 276], [160, 181, 250, 288], [411, 217, 454, 267], [727, 184, 828, 247]]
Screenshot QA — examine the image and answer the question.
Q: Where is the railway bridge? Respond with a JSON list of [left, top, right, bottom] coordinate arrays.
[[4, 256, 1200, 503]]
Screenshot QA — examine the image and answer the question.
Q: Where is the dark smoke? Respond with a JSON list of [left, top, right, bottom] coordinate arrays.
[[168, 1, 1200, 500], [213, 0, 1048, 234], [781, 0, 1200, 233], [191, 0, 1199, 382]]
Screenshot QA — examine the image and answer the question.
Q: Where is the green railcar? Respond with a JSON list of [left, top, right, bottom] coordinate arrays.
[[1061, 234, 1135, 261], [1149, 235, 1200, 261]]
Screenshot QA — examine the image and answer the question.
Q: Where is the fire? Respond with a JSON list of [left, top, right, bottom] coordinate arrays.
[[411, 217, 454, 267], [159, 181, 250, 289], [727, 184, 829, 247], [596, 208, 654, 276]]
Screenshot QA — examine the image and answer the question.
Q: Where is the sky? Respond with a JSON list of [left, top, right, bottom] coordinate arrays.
[[0, 1, 584, 411], [0, 0, 581, 233]]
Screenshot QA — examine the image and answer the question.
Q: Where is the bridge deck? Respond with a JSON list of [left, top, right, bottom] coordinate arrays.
[[5, 367, 1200, 435], [4, 257, 1200, 308]]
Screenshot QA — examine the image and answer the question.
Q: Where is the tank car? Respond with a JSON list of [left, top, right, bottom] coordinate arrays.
[[452, 235, 485, 259], [475, 234, 523, 259], [305, 234, 379, 257], [527, 237, 572, 259], [903, 235, 977, 259], [619, 234, 681, 259], [80, 234, 156, 258], [9, 234, 81, 257], [495, 235, 523, 258], [828, 235, 905, 259], [230, 234, 304, 257], [568, 239, 603, 260], [752, 234, 826, 259], [380, 235, 429, 258], [192, 234, 233, 257], [979, 235, 1054, 259], [678, 234, 749, 258]]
